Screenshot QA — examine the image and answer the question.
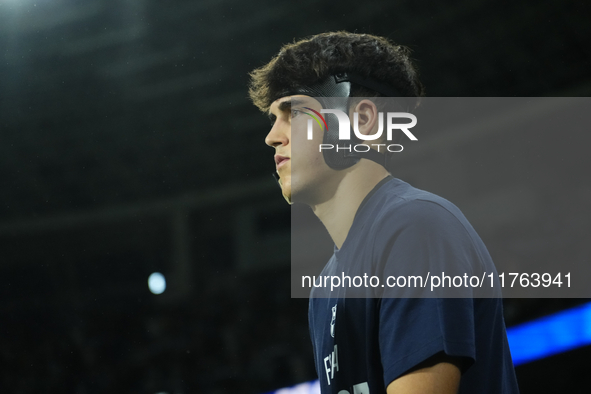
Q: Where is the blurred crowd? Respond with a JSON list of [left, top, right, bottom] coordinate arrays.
[[0, 268, 315, 394]]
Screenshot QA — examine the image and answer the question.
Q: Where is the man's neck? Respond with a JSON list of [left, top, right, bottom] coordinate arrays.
[[310, 161, 390, 249]]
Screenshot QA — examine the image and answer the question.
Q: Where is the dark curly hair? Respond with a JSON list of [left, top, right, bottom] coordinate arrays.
[[248, 31, 425, 112]]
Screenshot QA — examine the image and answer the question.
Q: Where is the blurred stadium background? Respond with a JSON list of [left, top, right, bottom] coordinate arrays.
[[1, 0, 590, 392]]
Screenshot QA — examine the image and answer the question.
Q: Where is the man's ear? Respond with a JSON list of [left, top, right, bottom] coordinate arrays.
[[349, 99, 380, 142]]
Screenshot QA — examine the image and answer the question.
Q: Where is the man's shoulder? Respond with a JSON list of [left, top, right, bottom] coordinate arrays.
[[370, 178, 492, 279], [371, 177, 468, 229]]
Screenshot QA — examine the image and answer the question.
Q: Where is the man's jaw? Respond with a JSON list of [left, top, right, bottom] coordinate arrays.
[[279, 176, 292, 205]]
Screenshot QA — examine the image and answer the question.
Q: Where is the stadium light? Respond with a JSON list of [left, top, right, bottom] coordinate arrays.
[[148, 272, 166, 295]]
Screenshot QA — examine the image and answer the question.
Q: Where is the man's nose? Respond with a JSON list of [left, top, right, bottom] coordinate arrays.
[[265, 122, 288, 147]]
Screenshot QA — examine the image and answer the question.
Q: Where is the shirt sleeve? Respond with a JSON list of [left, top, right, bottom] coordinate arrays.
[[373, 199, 482, 386], [379, 297, 476, 387]]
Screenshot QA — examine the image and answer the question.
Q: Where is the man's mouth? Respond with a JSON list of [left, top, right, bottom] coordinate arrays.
[[275, 155, 290, 169]]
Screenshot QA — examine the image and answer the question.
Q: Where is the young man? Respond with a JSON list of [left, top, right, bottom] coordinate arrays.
[[249, 32, 519, 393]]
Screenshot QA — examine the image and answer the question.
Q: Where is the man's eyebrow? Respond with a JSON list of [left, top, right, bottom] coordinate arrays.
[[289, 98, 306, 108], [268, 98, 309, 119], [277, 102, 290, 115]]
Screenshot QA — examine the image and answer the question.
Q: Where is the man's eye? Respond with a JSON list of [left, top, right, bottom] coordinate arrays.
[[291, 109, 302, 118]]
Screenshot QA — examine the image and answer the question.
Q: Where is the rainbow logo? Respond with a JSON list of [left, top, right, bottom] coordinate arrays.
[[302, 107, 328, 131]]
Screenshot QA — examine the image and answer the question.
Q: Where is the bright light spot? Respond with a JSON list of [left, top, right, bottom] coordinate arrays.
[[148, 272, 166, 295], [274, 380, 320, 394], [507, 301, 591, 365]]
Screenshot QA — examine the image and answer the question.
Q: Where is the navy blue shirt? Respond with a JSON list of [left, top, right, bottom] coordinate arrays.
[[308, 177, 519, 393]]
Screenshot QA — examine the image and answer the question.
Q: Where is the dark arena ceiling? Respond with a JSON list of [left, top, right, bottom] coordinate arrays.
[[0, 0, 589, 221]]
